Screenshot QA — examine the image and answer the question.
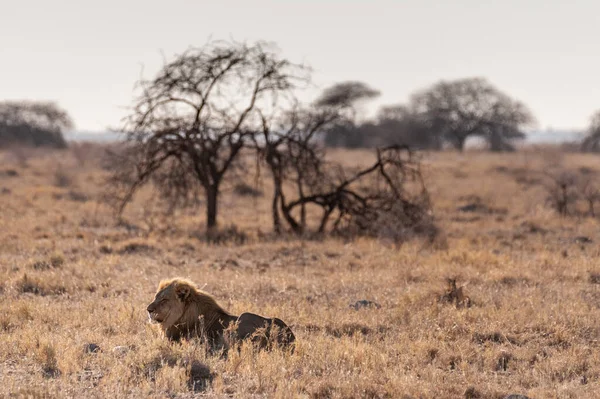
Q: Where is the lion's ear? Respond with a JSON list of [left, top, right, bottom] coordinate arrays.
[[175, 284, 191, 301]]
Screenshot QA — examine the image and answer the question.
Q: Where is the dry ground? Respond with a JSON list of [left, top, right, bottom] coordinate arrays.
[[1, 146, 600, 398]]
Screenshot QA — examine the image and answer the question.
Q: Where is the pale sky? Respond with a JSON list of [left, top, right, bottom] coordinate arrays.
[[1, 0, 599, 132]]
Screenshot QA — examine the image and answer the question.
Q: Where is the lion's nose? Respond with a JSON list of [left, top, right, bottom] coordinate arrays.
[[147, 304, 155, 313]]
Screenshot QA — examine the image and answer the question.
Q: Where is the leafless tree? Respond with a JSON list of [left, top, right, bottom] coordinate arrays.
[[256, 103, 433, 240], [580, 177, 600, 217], [581, 110, 600, 152], [409, 77, 535, 151], [106, 40, 307, 231], [255, 104, 344, 233], [0, 101, 72, 148], [544, 170, 580, 216]]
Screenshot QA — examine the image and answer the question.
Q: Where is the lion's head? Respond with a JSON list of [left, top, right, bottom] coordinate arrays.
[[147, 278, 190, 327]]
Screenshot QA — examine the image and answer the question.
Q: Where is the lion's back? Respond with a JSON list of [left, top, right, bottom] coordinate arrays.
[[236, 312, 295, 348]]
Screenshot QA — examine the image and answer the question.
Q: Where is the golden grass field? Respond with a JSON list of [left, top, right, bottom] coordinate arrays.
[[1, 146, 600, 398]]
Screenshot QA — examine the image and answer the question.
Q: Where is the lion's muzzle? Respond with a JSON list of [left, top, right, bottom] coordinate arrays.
[[146, 303, 161, 323]]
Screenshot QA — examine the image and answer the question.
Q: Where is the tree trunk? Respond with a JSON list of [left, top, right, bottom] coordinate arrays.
[[297, 180, 306, 230], [455, 135, 467, 151], [280, 199, 303, 235], [206, 185, 218, 231], [272, 183, 282, 234]]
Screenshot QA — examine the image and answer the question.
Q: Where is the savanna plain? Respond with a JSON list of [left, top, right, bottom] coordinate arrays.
[[1, 146, 599, 399]]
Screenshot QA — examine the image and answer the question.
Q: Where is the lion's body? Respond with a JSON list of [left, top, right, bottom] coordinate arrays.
[[147, 278, 295, 350]]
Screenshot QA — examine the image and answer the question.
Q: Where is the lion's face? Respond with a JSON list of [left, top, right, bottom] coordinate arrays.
[[146, 282, 190, 328]]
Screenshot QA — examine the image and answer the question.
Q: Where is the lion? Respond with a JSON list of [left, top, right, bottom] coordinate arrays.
[[146, 278, 295, 351]]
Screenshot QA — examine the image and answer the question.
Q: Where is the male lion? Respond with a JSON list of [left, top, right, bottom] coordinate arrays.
[[146, 278, 295, 351]]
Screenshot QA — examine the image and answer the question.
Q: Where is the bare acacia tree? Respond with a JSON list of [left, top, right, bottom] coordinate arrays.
[[255, 104, 343, 233], [107, 40, 307, 231], [256, 103, 433, 240], [0, 101, 72, 148], [410, 77, 535, 151]]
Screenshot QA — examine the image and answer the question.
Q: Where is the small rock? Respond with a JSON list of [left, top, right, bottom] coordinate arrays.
[[504, 395, 531, 399], [574, 236, 592, 244], [42, 367, 61, 379], [83, 343, 102, 354], [350, 300, 381, 310], [457, 203, 481, 213], [520, 221, 547, 235], [98, 245, 113, 254], [68, 190, 89, 202], [1, 187, 10, 195], [112, 346, 130, 356]]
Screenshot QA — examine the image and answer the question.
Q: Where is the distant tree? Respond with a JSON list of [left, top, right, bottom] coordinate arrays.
[[581, 110, 600, 152], [323, 122, 369, 148], [375, 105, 443, 150], [0, 101, 72, 148], [324, 104, 442, 150], [107, 40, 307, 231], [410, 77, 535, 151], [317, 81, 381, 147], [314, 81, 380, 108]]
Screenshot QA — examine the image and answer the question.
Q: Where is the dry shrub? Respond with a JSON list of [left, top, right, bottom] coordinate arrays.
[[31, 253, 65, 270], [439, 278, 472, 308], [473, 332, 519, 346], [68, 190, 89, 202], [580, 177, 600, 216], [196, 224, 248, 245], [37, 342, 61, 378], [16, 274, 66, 296], [54, 165, 73, 188], [0, 168, 19, 177], [544, 170, 579, 216], [233, 182, 263, 198], [117, 240, 159, 255], [495, 351, 513, 372], [71, 142, 107, 167], [544, 168, 600, 216], [304, 323, 389, 338]]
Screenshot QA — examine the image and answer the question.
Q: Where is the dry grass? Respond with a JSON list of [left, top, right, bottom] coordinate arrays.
[[1, 146, 600, 398]]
